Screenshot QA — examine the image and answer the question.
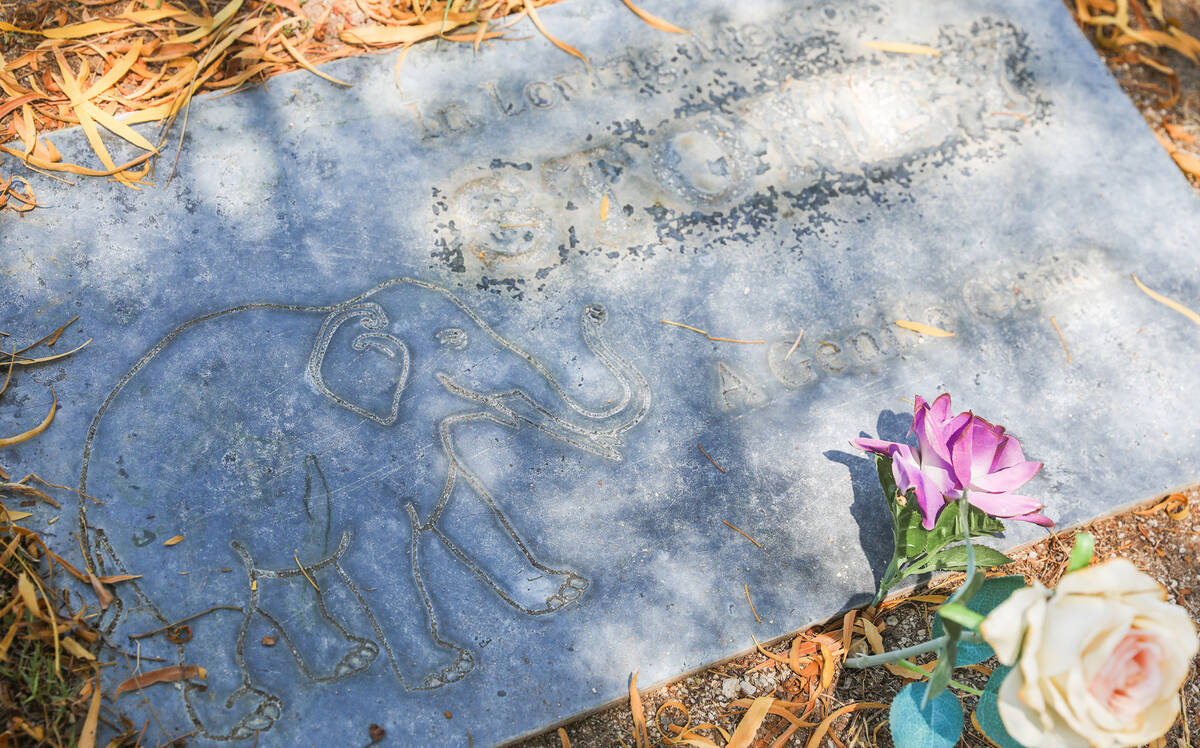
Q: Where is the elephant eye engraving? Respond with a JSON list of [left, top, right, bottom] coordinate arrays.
[[436, 328, 468, 350]]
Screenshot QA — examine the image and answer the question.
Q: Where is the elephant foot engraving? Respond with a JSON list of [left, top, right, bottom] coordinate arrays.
[[542, 572, 589, 612], [333, 639, 379, 679], [421, 647, 475, 690], [226, 688, 282, 740]]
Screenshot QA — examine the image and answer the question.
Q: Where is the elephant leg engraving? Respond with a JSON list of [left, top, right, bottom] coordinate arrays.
[[245, 532, 378, 682], [337, 502, 474, 690], [93, 530, 282, 742], [424, 459, 588, 615]]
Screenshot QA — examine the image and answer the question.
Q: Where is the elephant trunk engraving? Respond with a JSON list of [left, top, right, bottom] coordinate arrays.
[[439, 302, 651, 460]]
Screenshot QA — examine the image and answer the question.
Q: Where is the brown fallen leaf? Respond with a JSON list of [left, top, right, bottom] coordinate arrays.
[[620, 0, 690, 34], [114, 664, 207, 696], [1165, 122, 1195, 144], [525, 0, 589, 68], [629, 672, 649, 748], [88, 572, 113, 610], [804, 702, 888, 748]]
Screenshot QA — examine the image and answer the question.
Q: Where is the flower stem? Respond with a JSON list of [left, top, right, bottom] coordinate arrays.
[[843, 632, 985, 669], [894, 660, 985, 697]]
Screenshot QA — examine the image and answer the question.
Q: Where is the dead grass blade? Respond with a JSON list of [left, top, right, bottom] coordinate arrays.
[[894, 320, 955, 337], [1132, 273, 1200, 325], [863, 41, 940, 56]]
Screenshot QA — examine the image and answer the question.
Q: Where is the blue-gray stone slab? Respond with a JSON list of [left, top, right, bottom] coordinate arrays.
[[4, 0, 1200, 744]]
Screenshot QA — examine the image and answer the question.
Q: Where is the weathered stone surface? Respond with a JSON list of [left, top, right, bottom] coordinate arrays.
[[4, 0, 1200, 744]]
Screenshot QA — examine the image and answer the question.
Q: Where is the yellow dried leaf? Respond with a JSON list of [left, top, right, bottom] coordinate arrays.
[[169, 0, 245, 44], [819, 641, 834, 689], [600, 193, 610, 222], [629, 672, 649, 748], [163, 535, 185, 546], [0, 388, 56, 448], [525, 0, 589, 68], [886, 659, 933, 679], [80, 100, 157, 152], [84, 39, 143, 99], [61, 636, 96, 661], [341, 15, 474, 46], [726, 696, 773, 748], [16, 572, 39, 616], [620, 0, 690, 34], [895, 320, 955, 337], [861, 618, 884, 655], [0, 8, 185, 39], [280, 34, 351, 87], [79, 679, 101, 748], [804, 702, 888, 748], [0, 619, 20, 661], [863, 41, 940, 56], [1132, 274, 1200, 325], [1171, 150, 1200, 179]]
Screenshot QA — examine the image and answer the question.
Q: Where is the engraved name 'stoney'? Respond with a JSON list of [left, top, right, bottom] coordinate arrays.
[[428, 17, 1048, 298]]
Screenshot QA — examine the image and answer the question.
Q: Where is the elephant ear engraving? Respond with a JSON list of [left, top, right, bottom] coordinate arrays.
[[310, 303, 409, 425]]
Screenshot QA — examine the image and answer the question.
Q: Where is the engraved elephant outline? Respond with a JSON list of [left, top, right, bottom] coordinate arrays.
[[77, 277, 649, 740]]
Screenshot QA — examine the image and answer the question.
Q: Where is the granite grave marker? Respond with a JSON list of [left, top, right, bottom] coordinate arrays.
[[4, 0, 1200, 744]]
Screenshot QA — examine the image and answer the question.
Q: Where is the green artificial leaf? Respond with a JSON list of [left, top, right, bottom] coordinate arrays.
[[975, 666, 1023, 748], [1066, 532, 1095, 573], [889, 681, 964, 748], [922, 544, 1014, 573], [924, 634, 958, 703], [938, 602, 985, 630], [924, 498, 966, 551], [931, 576, 1026, 666], [877, 455, 933, 568], [877, 455, 901, 509], [965, 504, 1006, 537]]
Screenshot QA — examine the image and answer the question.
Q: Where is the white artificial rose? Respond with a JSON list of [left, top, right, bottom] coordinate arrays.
[[980, 559, 1198, 748]]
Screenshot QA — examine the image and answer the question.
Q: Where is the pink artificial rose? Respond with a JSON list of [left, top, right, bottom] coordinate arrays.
[[854, 393, 1051, 529]]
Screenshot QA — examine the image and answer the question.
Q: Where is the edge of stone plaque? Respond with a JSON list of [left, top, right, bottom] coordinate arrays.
[[494, 476, 1199, 747]]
